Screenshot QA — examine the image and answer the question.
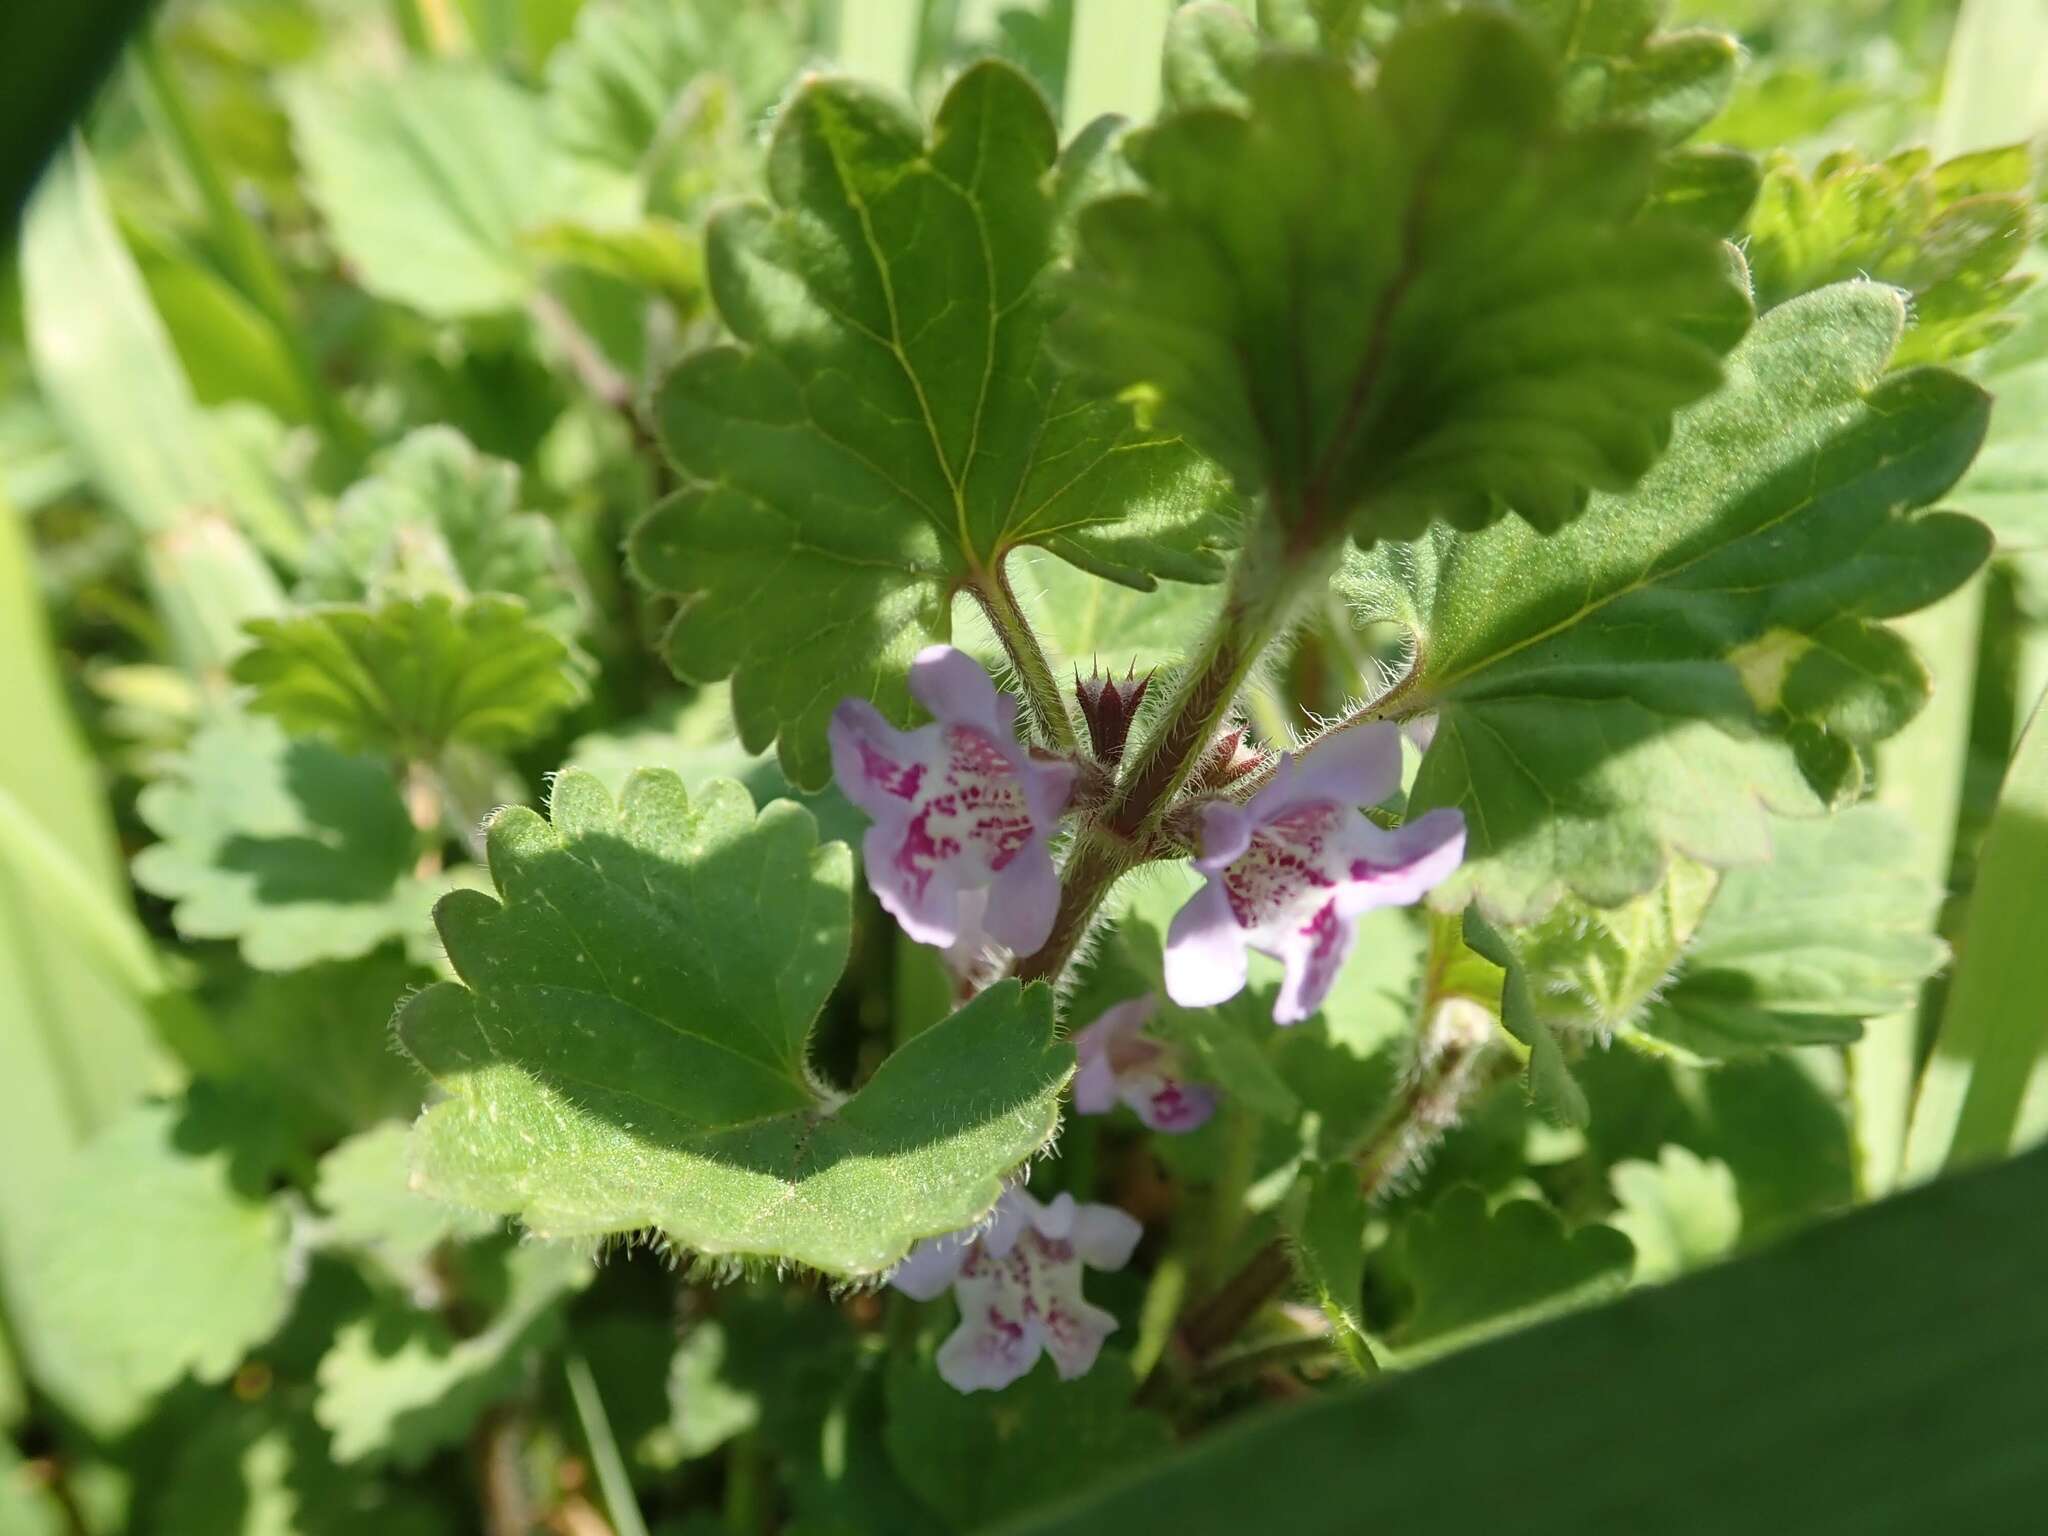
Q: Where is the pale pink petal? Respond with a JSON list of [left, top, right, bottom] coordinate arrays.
[[1039, 1298, 1119, 1381], [1072, 1050, 1120, 1115], [910, 645, 1008, 734], [983, 840, 1060, 954], [1190, 800, 1255, 873], [1125, 1073, 1220, 1133], [1333, 808, 1468, 916], [1402, 714, 1439, 754], [1074, 997, 1154, 1057], [888, 1230, 970, 1300], [1165, 878, 1250, 1008], [1069, 1203, 1142, 1270], [828, 699, 939, 820], [935, 1303, 1037, 1392], [978, 1188, 1035, 1259], [1032, 1191, 1078, 1241], [1272, 897, 1360, 1025], [1254, 724, 1402, 822], [939, 886, 1002, 982], [1018, 754, 1079, 832]]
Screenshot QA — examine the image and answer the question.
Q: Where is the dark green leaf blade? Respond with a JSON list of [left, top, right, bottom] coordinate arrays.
[[1341, 283, 1992, 922], [398, 768, 1071, 1276]]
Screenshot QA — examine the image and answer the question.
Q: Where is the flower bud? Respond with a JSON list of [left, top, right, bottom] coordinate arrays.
[[1073, 664, 1152, 767]]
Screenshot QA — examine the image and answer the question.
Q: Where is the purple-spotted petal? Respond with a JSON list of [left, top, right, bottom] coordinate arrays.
[[1334, 808, 1468, 916], [1271, 897, 1360, 1025], [828, 699, 939, 821], [1040, 1297, 1120, 1381], [935, 1299, 1036, 1392], [983, 840, 1060, 955], [1252, 724, 1402, 822], [861, 821, 969, 948], [1126, 1073, 1220, 1133], [1165, 878, 1251, 1008]]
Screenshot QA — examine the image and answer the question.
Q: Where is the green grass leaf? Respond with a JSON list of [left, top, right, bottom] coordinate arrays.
[[398, 768, 1072, 1276], [999, 1141, 2048, 1536], [629, 61, 1232, 788], [1341, 283, 1993, 922], [132, 711, 452, 971], [12, 1091, 296, 1434], [1746, 144, 2037, 368], [234, 594, 589, 758], [1060, 10, 1747, 545]]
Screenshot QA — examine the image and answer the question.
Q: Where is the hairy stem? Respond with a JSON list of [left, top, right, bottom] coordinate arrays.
[[1173, 1001, 1506, 1367], [1017, 521, 1323, 985], [972, 559, 1078, 751]]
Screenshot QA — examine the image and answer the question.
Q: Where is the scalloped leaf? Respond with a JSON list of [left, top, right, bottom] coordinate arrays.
[[1061, 9, 1748, 545], [1339, 284, 1992, 923], [397, 768, 1071, 1277], [233, 594, 588, 758], [132, 711, 453, 971], [295, 426, 584, 636], [629, 61, 1232, 789]]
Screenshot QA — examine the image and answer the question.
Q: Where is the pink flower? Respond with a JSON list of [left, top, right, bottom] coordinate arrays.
[[888, 1187, 1141, 1393], [830, 647, 1077, 957], [1165, 724, 1466, 1025], [1072, 997, 1218, 1133]]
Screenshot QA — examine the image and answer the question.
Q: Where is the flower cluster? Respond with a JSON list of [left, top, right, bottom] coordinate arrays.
[[889, 1187, 1141, 1392]]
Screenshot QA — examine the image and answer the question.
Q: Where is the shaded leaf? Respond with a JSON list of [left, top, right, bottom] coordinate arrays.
[[313, 1123, 496, 1286], [1060, 11, 1746, 544], [1282, 1163, 1377, 1372], [1340, 284, 1992, 922], [398, 769, 1071, 1276]]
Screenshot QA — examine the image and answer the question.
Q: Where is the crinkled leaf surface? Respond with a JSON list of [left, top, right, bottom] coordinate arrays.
[[398, 768, 1071, 1275], [1060, 11, 1746, 544], [295, 426, 583, 635], [1339, 285, 1992, 922], [132, 711, 450, 971], [1391, 1186, 1632, 1355], [14, 1092, 295, 1434], [630, 62, 1232, 788], [1638, 804, 1947, 1057], [1746, 144, 2036, 368], [233, 594, 588, 757], [287, 62, 624, 318], [315, 1238, 589, 1466]]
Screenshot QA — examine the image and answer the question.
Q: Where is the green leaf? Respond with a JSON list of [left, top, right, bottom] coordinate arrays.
[[1459, 908, 1589, 1128], [210, 953, 436, 1140], [545, 0, 798, 179], [1507, 0, 1740, 145], [1391, 1186, 1632, 1356], [1638, 805, 1947, 1057], [1282, 1163, 1377, 1373], [1608, 1144, 1741, 1283], [287, 61, 625, 318], [883, 1351, 1170, 1531], [629, 61, 1232, 787], [12, 1091, 295, 1434], [1954, 286, 2048, 554], [1746, 145, 2038, 368], [398, 768, 1072, 1276], [315, 1238, 590, 1466], [1341, 284, 1993, 923], [313, 1123, 496, 1285], [1060, 11, 1746, 545], [999, 1141, 2048, 1536], [233, 593, 589, 757], [663, 1321, 762, 1460], [132, 711, 452, 971], [296, 425, 584, 635]]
